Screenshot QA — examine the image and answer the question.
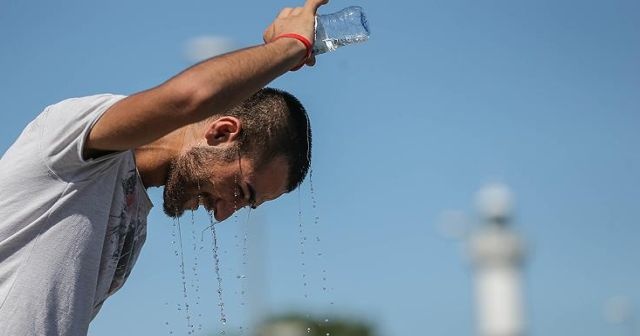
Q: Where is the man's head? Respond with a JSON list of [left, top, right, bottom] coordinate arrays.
[[163, 88, 312, 220]]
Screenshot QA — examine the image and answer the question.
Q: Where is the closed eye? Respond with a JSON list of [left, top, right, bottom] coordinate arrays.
[[247, 183, 257, 209], [237, 183, 257, 209]]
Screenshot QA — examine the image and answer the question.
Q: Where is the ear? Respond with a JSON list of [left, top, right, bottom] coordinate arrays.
[[203, 117, 242, 146]]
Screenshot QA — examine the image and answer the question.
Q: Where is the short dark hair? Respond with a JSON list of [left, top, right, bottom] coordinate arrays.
[[224, 87, 312, 192]]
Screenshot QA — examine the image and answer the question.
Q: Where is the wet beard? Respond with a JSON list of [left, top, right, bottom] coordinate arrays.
[[162, 163, 194, 217], [162, 146, 234, 217]]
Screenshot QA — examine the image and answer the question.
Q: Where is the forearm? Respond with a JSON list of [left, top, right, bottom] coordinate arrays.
[[89, 38, 306, 152], [85, 0, 326, 154], [165, 37, 307, 123]]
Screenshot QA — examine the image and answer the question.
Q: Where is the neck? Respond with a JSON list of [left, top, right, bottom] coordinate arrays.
[[135, 126, 194, 187]]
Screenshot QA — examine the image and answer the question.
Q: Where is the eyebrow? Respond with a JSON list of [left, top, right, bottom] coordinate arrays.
[[247, 183, 257, 209]]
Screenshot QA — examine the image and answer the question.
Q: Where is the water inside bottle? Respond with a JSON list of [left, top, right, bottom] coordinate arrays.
[[313, 6, 370, 55]]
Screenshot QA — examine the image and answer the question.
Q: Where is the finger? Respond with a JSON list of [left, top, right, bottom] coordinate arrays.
[[303, 0, 329, 14], [277, 7, 294, 18], [291, 7, 304, 16]]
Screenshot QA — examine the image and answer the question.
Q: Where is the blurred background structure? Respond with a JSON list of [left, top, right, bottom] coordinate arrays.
[[468, 184, 526, 336], [256, 314, 373, 336], [1, 0, 639, 335]]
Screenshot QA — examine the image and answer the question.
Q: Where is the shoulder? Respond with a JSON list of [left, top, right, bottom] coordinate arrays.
[[48, 94, 127, 114]]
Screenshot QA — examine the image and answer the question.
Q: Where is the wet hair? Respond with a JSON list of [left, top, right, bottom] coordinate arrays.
[[219, 87, 312, 192]]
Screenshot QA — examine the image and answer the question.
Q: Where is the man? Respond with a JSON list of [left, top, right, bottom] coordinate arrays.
[[0, 0, 326, 334]]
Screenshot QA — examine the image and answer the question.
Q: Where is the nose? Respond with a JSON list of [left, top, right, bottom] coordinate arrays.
[[214, 200, 246, 222], [214, 209, 233, 222]]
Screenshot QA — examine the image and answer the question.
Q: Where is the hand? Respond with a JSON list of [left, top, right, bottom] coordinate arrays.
[[263, 0, 329, 67]]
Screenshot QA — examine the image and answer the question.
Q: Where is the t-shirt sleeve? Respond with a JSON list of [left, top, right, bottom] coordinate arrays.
[[38, 94, 128, 181]]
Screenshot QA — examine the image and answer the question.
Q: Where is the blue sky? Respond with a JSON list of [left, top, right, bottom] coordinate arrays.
[[1, 0, 639, 335]]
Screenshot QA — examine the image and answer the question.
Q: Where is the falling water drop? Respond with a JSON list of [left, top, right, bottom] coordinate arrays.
[[238, 209, 251, 330], [297, 189, 310, 303], [189, 210, 202, 334], [164, 320, 173, 336], [307, 168, 336, 328], [209, 211, 227, 334], [174, 216, 194, 335]]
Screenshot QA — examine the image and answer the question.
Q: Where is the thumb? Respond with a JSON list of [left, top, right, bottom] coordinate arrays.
[[303, 0, 329, 15]]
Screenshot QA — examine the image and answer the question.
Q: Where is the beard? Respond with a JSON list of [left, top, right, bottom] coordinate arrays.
[[163, 146, 235, 217]]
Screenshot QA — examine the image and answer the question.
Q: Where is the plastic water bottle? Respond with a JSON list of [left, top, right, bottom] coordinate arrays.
[[313, 6, 370, 55]]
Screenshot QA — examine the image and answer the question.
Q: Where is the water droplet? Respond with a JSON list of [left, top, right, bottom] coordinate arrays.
[[209, 212, 228, 328]]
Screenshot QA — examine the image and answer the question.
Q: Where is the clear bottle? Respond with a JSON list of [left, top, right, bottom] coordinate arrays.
[[313, 6, 370, 55]]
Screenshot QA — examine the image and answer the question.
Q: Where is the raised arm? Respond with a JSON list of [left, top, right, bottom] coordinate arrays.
[[85, 0, 328, 156]]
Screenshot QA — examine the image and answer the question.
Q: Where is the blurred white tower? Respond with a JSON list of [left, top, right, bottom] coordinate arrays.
[[468, 184, 527, 336]]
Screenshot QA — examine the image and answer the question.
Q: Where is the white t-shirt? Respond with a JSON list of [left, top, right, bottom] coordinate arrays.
[[0, 94, 153, 335]]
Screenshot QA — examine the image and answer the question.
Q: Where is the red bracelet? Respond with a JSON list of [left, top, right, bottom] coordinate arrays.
[[273, 33, 312, 71]]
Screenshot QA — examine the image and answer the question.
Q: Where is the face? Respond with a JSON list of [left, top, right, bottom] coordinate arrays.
[[163, 146, 289, 221]]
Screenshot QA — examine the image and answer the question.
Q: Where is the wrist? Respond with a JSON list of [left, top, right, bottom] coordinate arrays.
[[272, 34, 313, 71]]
